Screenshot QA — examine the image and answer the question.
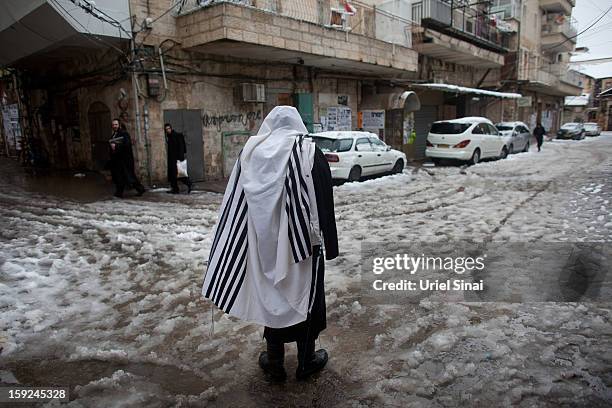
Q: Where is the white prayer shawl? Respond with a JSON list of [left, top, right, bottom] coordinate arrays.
[[203, 106, 320, 328]]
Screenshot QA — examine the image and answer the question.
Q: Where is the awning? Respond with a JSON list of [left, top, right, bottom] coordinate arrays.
[[412, 83, 522, 99], [598, 87, 612, 98], [564, 94, 589, 107], [360, 91, 421, 112]]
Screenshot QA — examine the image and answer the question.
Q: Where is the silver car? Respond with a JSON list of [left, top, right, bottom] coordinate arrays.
[[495, 121, 531, 153], [584, 122, 601, 137]]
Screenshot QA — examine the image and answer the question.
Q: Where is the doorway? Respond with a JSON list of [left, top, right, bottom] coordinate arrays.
[[163, 109, 204, 181], [88, 102, 111, 171]]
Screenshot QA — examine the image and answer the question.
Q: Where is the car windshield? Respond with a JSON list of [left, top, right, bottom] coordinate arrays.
[[561, 123, 579, 129], [430, 122, 471, 134], [496, 125, 514, 131], [311, 136, 353, 152], [584, 123, 597, 129]]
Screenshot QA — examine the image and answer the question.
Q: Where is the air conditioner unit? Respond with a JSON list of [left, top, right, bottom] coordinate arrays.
[[238, 83, 266, 103]]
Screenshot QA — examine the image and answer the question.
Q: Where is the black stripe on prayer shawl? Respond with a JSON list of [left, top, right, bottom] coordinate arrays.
[[286, 140, 313, 263], [208, 163, 242, 262], [204, 160, 248, 314]]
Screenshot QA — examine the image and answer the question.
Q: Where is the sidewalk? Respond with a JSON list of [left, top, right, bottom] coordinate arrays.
[[0, 158, 229, 202]]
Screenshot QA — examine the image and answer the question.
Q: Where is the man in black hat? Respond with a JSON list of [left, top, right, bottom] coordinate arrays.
[[165, 123, 193, 194], [107, 119, 145, 198]]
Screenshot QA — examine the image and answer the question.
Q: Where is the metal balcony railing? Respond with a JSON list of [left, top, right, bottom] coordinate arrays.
[[411, 0, 508, 50], [542, 13, 578, 40], [490, 0, 521, 20], [174, 0, 412, 49]]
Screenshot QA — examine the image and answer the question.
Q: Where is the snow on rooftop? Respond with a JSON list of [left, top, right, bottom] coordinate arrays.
[[565, 93, 590, 106], [415, 83, 522, 99]]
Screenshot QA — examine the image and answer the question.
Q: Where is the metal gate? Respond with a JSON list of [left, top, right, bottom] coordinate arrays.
[[414, 105, 438, 159], [163, 109, 204, 181], [88, 102, 111, 170]]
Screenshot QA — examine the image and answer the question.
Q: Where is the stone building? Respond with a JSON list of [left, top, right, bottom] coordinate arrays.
[[494, 0, 581, 132], [1, 0, 584, 183], [0, 0, 421, 183]]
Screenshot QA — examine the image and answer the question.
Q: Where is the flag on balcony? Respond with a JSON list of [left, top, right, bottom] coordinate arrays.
[[344, 1, 357, 15]]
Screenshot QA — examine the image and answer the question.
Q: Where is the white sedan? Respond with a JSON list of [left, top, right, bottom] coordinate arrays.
[[310, 131, 407, 181], [426, 117, 508, 165]]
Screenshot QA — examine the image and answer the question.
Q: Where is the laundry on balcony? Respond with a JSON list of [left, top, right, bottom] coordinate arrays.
[[411, 83, 522, 99]]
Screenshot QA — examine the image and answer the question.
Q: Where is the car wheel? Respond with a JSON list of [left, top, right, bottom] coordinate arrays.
[[392, 159, 404, 174], [432, 158, 441, 166], [469, 149, 480, 165], [499, 146, 508, 160], [348, 166, 362, 182], [508, 144, 514, 154], [523, 142, 529, 152]]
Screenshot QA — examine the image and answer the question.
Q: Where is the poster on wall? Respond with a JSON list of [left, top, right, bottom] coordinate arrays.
[[2, 104, 22, 152], [326, 106, 351, 131], [359, 110, 385, 130]]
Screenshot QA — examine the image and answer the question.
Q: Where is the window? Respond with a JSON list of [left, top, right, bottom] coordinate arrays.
[[369, 137, 387, 151], [311, 136, 353, 152], [430, 122, 471, 134], [485, 123, 499, 135], [355, 138, 373, 151], [472, 124, 485, 134]]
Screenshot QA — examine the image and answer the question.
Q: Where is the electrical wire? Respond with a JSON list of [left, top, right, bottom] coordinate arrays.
[[66, 0, 131, 37], [48, 0, 129, 58], [546, 4, 612, 51]]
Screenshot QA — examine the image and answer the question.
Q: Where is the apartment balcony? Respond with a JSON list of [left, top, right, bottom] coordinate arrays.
[[411, 26, 504, 68], [176, 0, 417, 77], [490, 0, 521, 21], [540, 0, 575, 16], [524, 65, 581, 96], [541, 14, 577, 53], [411, 0, 510, 54], [0, 0, 130, 67]]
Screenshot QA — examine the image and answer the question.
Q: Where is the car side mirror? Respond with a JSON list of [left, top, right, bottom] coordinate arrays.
[[386, 146, 391, 151]]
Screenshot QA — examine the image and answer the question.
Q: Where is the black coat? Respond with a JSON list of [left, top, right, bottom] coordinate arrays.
[[264, 146, 339, 344], [166, 131, 187, 181], [107, 130, 138, 186], [533, 125, 546, 139]]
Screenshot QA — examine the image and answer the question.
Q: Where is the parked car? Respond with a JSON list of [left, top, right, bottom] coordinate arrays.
[[495, 121, 531, 153], [583, 122, 601, 136], [426, 117, 508, 165], [557, 123, 585, 140], [310, 131, 407, 182]]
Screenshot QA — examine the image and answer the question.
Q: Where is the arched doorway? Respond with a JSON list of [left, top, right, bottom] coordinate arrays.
[[88, 102, 111, 170]]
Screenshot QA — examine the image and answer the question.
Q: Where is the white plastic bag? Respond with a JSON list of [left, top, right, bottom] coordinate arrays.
[[177, 160, 188, 178]]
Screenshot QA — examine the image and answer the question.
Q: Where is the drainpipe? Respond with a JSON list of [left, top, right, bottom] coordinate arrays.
[[128, 1, 151, 185]]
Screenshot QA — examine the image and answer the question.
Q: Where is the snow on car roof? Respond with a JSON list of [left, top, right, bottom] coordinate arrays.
[[311, 131, 379, 139], [496, 121, 527, 127], [434, 116, 493, 125]]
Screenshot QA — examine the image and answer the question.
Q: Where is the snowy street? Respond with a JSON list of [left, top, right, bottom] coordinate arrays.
[[1, 135, 611, 407]]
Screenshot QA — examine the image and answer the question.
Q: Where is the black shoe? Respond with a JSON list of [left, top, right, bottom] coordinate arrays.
[[296, 349, 328, 380], [258, 351, 287, 382]]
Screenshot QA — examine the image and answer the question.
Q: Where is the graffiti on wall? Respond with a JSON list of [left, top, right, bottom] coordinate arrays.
[[203, 110, 262, 131]]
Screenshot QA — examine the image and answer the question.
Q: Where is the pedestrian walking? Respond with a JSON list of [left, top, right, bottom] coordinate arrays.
[[107, 119, 145, 198], [202, 106, 338, 382], [164, 123, 193, 194], [533, 122, 546, 152]]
